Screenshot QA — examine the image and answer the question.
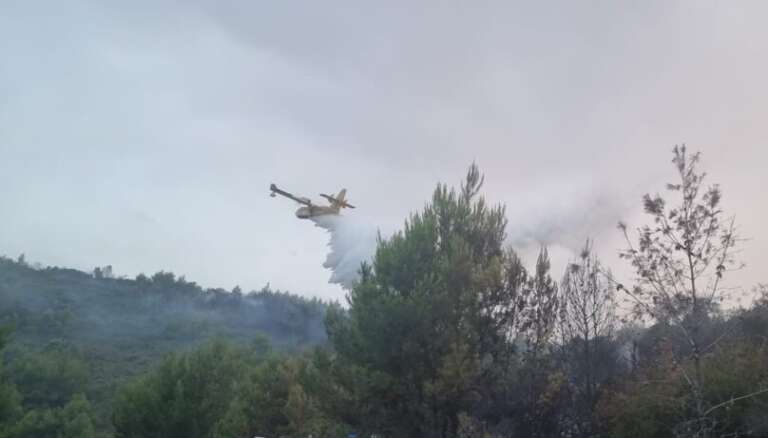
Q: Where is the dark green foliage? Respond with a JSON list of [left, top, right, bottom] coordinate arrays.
[[9, 393, 96, 438], [322, 156, 766, 437], [113, 340, 348, 438], [113, 341, 253, 438], [739, 284, 768, 344], [597, 337, 768, 438], [0, 384, 21, 437], [0, 257, 329, 436], [0, 259, 327, 351], [2, 150, 767, 437], [0, 328, 22, 437], [9, 347, 88, 409], [327, 164, 566, 437], [0, 328, 96, 438]]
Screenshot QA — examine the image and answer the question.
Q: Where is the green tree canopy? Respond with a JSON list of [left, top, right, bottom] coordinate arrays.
[[327, 164, 559, 437], [113, 340, 256, 438]]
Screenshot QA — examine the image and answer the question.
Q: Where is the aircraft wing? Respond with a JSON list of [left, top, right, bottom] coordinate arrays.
[[270, 184, 313, 206], [320, 193, 355, 208]]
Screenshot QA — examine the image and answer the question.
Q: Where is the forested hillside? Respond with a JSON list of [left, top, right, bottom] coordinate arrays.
[[0, 259, 327, 436], [1, 147, 767, 438]]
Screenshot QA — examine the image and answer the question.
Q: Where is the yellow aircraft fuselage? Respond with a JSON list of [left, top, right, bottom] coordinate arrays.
[[270, 184, 354, 219], [295, 205, 339, 219]]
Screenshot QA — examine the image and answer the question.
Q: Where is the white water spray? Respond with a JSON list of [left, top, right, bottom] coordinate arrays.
[[311, 215, 380, 290]]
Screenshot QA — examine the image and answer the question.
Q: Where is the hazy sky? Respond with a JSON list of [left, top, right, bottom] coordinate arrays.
[[2, 1, 766, 302]]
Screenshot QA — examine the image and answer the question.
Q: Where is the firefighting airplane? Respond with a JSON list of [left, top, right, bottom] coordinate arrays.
[[269, 183, 355, 219]]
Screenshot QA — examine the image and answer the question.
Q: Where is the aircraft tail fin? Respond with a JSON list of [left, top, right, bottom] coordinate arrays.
[[329, 189, 345, 213], [335, 189, 347, 205], [320, 189, 354, 212]]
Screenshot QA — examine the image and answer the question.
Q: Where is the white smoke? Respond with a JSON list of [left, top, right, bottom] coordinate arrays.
[[505, 196, 626, 273], [504, 180, 631, 277], [310, 181, 631, 290], [310, 214, 381, 290], [504, 178, 629, 251]]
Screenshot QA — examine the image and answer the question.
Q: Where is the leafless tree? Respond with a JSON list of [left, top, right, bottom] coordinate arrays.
[[616, 145, 765, 436], [558, 240, 616, 436]]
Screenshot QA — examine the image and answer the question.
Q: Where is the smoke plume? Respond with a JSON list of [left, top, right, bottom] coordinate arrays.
[[311, 180, 631, 290]]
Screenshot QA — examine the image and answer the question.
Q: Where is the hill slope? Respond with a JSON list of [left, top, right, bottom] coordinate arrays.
[[0, 255, 329, 434]]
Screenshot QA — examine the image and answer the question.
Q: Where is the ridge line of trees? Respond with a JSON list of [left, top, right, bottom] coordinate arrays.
[[2, 146, 767, 437]]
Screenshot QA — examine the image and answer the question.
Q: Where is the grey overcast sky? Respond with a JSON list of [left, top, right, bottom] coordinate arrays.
[[1, 1, 766, 301]]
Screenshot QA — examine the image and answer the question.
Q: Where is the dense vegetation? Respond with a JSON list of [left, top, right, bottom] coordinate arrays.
[[1, 147, 766, 437], [0, 260, 327, 436]]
